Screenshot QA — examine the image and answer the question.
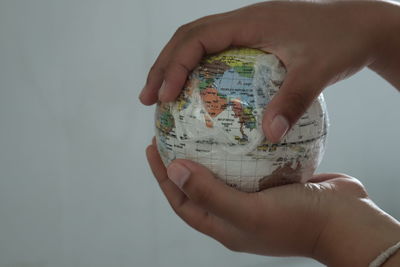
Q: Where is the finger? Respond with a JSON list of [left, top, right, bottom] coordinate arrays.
[[146, 143, 186, 208], [166, 159, 257, 229], [139, 12, 235, 105], [174, 199, 248, 252], [158, 17, 247, 103], [262, 65, 325, 143], [145, 144, 246, 249], [139, 28, 186, 106]]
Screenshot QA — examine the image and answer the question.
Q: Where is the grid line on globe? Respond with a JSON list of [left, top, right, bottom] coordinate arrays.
[[155, 48, 328, 192]]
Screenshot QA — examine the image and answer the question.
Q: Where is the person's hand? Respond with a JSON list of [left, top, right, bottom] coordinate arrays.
[[146, 140, 400, 266], [139, 0, 400, 143], [142, 1, 400, 265]]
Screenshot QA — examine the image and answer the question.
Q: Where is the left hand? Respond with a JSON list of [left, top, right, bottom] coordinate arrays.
[[146, 139, 400, 266]]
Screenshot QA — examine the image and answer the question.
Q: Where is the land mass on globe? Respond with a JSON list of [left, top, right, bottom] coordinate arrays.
[[155, 47, 328, 192]]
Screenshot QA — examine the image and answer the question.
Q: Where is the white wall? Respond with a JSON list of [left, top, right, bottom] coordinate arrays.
[[0, 1, 398, 267]]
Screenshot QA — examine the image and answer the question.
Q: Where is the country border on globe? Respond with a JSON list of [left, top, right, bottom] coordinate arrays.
[[155, 47, 329, 192]]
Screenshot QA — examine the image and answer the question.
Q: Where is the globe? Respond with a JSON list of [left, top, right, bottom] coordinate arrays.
[[155, 48, 328, 192]]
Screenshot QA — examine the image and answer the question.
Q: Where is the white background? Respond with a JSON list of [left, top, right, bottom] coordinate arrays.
[[0, 1, 399, 266]]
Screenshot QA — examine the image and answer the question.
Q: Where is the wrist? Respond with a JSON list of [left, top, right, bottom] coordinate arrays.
[[313, 197, 400, 267]]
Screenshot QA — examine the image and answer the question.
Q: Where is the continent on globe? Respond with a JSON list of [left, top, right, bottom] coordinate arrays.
[[155, 47, 328, 192]]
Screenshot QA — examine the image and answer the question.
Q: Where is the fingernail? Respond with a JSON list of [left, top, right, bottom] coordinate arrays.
[[270, 115, 289, 142], [158, 80, 167, 101], [167, 162, 190, 189]]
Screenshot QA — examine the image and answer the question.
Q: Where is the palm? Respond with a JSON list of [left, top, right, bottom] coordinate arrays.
[[146, 141, 367, 258]]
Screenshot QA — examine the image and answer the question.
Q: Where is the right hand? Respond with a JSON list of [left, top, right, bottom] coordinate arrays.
[[139, 0, 400, 142]]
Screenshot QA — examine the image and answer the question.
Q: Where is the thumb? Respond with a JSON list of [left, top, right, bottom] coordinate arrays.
[[166, 159, 255, 227], [262, 67, 324, 143]]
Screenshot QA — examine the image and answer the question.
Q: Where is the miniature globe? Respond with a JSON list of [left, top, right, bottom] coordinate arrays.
[[155, 48, 328, 192]]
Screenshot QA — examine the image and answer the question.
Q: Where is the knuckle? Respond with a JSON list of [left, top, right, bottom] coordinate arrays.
[[185, 24, 204, 39], [169, 195, 187, 217], [346, 177, 369, 198], [148, 64, 158, 75], [170, 205, 181, 217], [186, 217, 203, 231], [147, 64, 164, 83], [190, 186, 213, 206], [193, 14, 215, 24], [330, 175, 369, 199], [167, 60, 190, 75], [355, 185, 368, 198], [175, 23, 192, 35], [177, 23, 205, 44]]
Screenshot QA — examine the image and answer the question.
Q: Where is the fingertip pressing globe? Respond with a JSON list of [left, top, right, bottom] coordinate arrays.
[[155, 48, 328, 192]]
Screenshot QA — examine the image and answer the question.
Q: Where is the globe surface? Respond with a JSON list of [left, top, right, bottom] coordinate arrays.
[[155, 48, 328, 192]]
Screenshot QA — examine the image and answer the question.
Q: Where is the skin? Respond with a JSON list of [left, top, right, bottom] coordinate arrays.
[[139, 0, 400, 142], [141, 0, 400, 265], [146, 141, 400, 266]]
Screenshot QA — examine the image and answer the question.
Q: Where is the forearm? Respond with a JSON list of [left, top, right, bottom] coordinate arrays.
[[368, 1, 400, 90]]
